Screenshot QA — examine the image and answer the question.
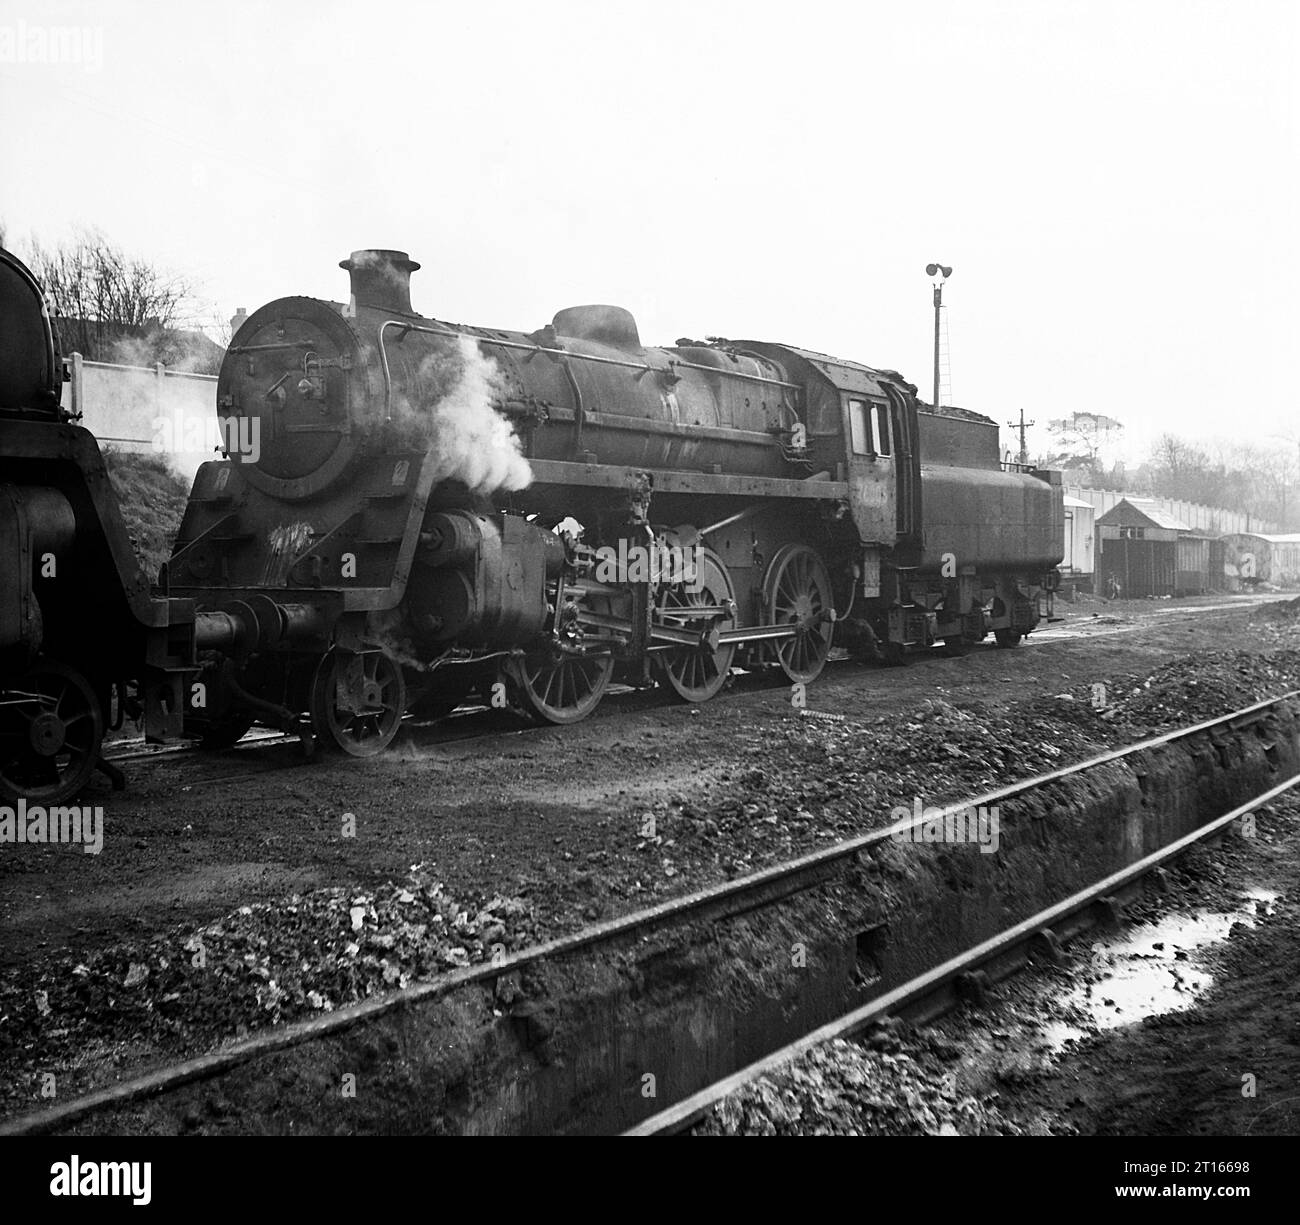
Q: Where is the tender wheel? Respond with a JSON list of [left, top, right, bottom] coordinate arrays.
[[0, 660, 104, 804], [505, 651, 613, 725], [657, 546, 736, 703], [994, 629, 1024, 648], [309, 649, 407, 756], [763, 544, 834, 684]]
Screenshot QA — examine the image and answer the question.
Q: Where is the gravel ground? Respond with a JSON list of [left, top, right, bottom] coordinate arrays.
[[696, 1026, 1042, 1136], [2, 593, 1298, 1117]]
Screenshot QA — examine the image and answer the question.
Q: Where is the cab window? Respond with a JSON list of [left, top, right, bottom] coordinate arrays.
[[848, 399, 870, 455], [871, 403, 892, 456]]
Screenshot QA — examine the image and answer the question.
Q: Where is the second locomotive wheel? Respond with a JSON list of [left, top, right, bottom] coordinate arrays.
[[505, 651, 614, 725], [0, 660, 104, 805], [309, 649, 407, 756], [763, 544, 835, 684], [656, 546, 736, 703]]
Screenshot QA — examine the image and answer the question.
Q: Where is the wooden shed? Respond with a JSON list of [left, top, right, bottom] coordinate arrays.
[[1096, 498, 1198, 598]]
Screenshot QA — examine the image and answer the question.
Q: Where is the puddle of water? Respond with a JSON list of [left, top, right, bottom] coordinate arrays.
[[1042, 891, 1279, 1050], [1243, 887, 1278, 916]]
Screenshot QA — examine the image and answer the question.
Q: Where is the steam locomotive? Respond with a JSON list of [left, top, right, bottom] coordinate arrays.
[[0, 246, 198, 804], [169, 249, 1062, 755], [0, 243, 1062, 800]]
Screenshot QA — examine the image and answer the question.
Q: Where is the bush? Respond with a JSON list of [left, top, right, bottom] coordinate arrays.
[[101, 448, 191, 582]]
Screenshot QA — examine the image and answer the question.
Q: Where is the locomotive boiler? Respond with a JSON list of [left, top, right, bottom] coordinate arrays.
[[169, 249, 1063, 755]]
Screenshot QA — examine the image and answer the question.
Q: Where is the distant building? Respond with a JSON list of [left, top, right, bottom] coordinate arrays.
[[1096, 498, 1214, 597], [1062, 494, 1095, 583], [1219, 533, 1300, 590]]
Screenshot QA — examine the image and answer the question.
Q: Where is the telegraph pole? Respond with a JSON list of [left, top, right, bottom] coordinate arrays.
[[926, 263, 952, 406], [1007, 408, 1035, 467]]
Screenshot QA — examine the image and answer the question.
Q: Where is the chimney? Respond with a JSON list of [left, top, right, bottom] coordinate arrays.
[[230, 306, 248, 336], [339, 249, 420, 316]]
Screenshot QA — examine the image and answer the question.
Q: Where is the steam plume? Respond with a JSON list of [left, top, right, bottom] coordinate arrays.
[[407, 335, 532, 494]]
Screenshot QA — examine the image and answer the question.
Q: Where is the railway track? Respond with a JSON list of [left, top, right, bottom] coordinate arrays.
[[90, 657, 859, 792], [4, 686, 1296, 1136], [627, 768, 1300, 1135], [93, 594, 1286, 790]]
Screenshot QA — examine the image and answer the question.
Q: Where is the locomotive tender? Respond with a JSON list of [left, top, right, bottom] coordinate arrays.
[[0, 241, 1063, 799], [169, 249, 1063, 754]]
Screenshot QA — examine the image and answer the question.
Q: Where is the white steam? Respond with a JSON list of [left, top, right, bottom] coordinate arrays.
[[408, 335, 532, 495]]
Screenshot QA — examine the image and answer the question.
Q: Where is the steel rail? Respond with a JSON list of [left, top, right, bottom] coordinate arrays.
[[3, 687, 1296, 1136], [625, 768, 1300, 1136], [103, 728, 293, 766]]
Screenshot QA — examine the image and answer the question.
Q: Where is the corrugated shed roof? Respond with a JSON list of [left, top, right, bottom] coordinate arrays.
[[1098, 498, 1191, 531], [1063, 495, 1094, 509]]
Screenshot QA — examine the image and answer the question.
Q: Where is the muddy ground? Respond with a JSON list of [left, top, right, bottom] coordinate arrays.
[[2, 592, 1298, 1121]]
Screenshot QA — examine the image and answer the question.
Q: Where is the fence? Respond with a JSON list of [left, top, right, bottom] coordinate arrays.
[[1063, 485, 1273, 537], [66, 353, 219, 481]]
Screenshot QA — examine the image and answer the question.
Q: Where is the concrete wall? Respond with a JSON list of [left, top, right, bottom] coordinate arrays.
[[1065, 485, 1271, 537], [66, 353, 218, 483]]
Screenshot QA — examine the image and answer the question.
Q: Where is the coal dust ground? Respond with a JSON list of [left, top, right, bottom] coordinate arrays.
[[2, 592, 1298, 1123]]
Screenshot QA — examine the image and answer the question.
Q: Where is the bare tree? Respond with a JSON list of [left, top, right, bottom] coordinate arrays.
[[1252, 445, 1298, 532], [24, 227, 214, 368], [1148, 433, 1225, 504]]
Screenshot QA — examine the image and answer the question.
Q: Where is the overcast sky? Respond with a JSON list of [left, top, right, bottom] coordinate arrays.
[[2, 0, 1296, 465]]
